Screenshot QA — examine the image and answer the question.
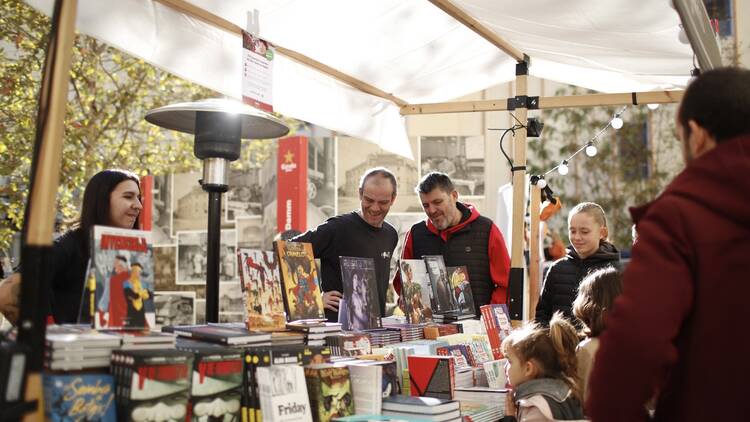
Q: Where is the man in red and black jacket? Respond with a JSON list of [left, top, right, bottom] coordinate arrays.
[[394, 172, 510, 315]]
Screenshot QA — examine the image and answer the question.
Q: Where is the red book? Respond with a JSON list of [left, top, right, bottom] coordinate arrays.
[[407, 355, 455, 400], [480, 304, 503, 360]]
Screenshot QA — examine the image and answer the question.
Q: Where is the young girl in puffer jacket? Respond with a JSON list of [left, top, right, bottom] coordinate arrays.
[[535, 202, 620, 326], [501, 312, 586, 422]]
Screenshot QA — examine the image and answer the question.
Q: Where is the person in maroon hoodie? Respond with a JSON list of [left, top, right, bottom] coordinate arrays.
[[587, 67, 750, 421], [395, 172, 510, 315]]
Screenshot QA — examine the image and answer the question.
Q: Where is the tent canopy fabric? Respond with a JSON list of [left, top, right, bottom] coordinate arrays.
[[26, 0, 693, 158]]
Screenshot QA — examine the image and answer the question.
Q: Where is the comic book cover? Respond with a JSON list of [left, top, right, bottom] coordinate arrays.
[[446, 266, 476, 317], [274, 240, 325, 322], [398, 260, 432, 324], [422, 256, 457, 314], [90, 225, 155, 330], [237, 248, 287, 331], [43, 373, 116, 421], [305, 365, 354, 422], [111, 349, 193, 422], [189, 350, 244, 422], [340, 257, 381, 331]]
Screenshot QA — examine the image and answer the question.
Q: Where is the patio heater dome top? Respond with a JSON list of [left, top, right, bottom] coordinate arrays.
[[145, 98, 290, 139]]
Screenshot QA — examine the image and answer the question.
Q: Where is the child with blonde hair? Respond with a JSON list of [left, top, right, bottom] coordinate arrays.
[[572, 266, 622, 407], [501, 312, 585, 422], [535, 202, 620, 325]]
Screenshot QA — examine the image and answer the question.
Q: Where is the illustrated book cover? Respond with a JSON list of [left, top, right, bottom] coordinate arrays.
[[398, 260, 432, 324], [90, 225, 155, 330], [422, 256, 457, 314], [237, 248, 287, 331], [340, 256, 381, 331], [274, 240, 325, 322]]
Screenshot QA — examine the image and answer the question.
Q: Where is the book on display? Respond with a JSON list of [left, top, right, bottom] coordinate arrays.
[[275, 240, 326, 322], [238, 248, 287, 331], [340, 256, 382, 331]]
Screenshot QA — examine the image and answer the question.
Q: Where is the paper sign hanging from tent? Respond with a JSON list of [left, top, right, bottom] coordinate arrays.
[[241, 31, 274, 112]]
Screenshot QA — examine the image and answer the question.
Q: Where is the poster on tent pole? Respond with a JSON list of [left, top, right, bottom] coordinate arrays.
[[242, 30, 274, 112]]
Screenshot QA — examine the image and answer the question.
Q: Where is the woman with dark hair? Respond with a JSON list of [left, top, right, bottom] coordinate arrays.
[[0, 169, 142, 324]]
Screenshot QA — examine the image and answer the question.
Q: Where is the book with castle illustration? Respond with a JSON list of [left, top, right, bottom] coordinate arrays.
[[238, 248, 287, 331], [89, 225, 155, 330], [340, 257, 381, 331], [422, 255, 458, 315], [399, 259, 432, 324], [274, 240, 326, 322]]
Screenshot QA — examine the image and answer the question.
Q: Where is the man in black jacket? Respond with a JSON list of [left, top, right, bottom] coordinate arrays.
[[293, 167, 398, 322]]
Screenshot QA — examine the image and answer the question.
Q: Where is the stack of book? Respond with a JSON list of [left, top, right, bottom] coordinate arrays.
[[423, 323, 460, 339], [45, 325, 120, 370], [104, 329, 176, 350], [363, 328, 402, 348], [165, 323, 272, 346], [271, 330, 306, 346], [431, 311, 476, 323], [454, 386, 508, 405], [381, 396, 461, 422], [110, 349, 193, 421], [326, 332, 372, 356], [459, 400, 504, 422], [287, 321, 342, 346], [383, 323, 425, 342]]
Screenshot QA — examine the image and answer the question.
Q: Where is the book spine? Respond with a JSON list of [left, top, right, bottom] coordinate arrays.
[[480, 305, 502, 360]]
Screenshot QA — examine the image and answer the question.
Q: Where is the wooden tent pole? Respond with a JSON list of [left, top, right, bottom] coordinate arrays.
[[528, 184, 542, 320], [507, 61, 529, 322], [14, 1, 77, 420], [401, 90, 684, 115]]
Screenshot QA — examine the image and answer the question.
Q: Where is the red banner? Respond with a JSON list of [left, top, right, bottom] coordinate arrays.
[[277, 136, 308, 234], [139, 174, 153, 231]]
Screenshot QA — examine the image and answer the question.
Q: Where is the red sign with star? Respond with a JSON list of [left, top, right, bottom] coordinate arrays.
[[277, 136, 308, 234]]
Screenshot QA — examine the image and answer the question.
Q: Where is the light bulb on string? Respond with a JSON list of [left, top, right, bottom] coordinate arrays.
[[558, 161, 569, 176], [585, 143, 598, 157], [537, 178, 547, 189], [647, 103, 660, 110], [611, 116, 624, 129]]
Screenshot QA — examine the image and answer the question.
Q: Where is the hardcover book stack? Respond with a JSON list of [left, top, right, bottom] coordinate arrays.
[[110, 349, 194, 421], [271, 330, 306, 346], [166, 323, 272, 346], [458, 400, 504, 422], [362, 328, 402, 348], [45, 325, 121, 371], [105, 330, 176, 350], [382, 323, 425, 342], [381, 396, 461, 422], [326, 332, 372, 357], [423, 324, 460, 339], [287, 321, 342, 347]]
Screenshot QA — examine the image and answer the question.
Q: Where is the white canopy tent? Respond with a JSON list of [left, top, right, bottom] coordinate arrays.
[[25, 0, 695, 158]]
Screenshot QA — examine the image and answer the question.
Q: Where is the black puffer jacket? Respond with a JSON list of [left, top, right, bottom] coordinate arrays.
[[535, 241, 620, 325]]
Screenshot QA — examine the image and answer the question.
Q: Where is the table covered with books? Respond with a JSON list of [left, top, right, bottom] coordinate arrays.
[[29, 230, 514, 422]]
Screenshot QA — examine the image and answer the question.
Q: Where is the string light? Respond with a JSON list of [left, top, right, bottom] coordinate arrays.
[[611, 116, 624, 129], [534, 106, 627, 183], [647, 103, 660, 110], [585, 143, 598, 157]]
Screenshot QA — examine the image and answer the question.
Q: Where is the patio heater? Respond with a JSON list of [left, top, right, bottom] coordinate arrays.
[[145, 99, 289, 322]]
